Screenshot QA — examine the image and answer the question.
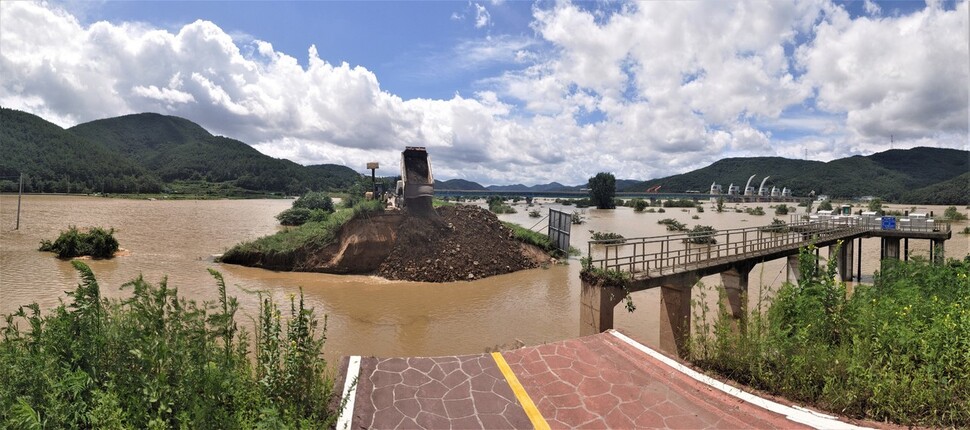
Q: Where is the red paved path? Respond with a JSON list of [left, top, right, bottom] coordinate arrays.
[[334, 331, 863, 429]]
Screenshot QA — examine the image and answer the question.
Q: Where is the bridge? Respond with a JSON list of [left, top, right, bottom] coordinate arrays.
[[434, 189, 799, 203], [580, 217, 952, 356]]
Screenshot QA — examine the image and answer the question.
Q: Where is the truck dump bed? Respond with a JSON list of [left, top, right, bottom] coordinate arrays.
[[400, 147, 434, 216]]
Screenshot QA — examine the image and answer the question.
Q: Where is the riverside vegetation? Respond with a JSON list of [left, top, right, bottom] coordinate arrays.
[[0, 261, 336, 428], [689, 246, 970, 427]]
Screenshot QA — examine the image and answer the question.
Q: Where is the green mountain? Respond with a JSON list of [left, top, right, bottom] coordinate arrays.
[[902, 172, 970, 206], [0, 108, 162, 193], [623, 147, 968, 203], [68, 113, 358, 193]]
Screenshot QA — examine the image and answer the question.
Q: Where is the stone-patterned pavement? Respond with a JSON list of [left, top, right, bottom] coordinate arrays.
[[335, 331, 856, 429]]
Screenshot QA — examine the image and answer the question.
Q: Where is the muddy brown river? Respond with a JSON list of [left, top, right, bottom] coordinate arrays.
[[1, 195, 966, 365]]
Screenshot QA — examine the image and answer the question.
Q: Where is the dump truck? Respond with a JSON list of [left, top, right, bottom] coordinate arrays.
[[395, 146, 435, 216]]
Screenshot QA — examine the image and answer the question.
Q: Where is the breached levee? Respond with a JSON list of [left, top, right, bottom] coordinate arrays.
[[220, 205, 552, 282]]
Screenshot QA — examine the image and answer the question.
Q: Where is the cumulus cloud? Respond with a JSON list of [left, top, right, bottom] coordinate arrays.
[[0, 0, 966, 186]]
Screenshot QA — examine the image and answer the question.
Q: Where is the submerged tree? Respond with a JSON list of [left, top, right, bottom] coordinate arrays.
[[588, 172, 616, 209]]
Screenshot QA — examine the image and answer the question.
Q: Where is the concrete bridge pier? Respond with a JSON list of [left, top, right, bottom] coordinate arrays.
[[719, 263, 754, 325], [881, 237, 901, 261], [829, 240, 854, 281], [931, 239, 945, 263], [786, 255, 801, 283], [659, 275, 698, 357], [579, 280, 624, 338]]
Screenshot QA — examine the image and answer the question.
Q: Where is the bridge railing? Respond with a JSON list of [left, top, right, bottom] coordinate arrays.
[[587, 221, 864, 274]]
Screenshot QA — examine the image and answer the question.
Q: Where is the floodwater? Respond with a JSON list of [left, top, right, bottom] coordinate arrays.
[[1, 195, 967, 364]]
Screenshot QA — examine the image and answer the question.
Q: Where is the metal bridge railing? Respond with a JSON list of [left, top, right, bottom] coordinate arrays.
[[588, 217, 951, 275], [587, 221, 863, 275]]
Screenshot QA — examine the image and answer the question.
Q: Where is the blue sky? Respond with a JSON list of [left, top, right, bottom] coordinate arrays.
[[2, 0, 967, 185]]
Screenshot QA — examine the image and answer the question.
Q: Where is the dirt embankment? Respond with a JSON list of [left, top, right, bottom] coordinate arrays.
[[376, 205, 549, 282], [225, 205, 550, 282]]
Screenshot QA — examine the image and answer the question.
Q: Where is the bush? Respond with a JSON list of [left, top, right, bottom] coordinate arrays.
[[663, 199, 697, 208], [293, 192, 335, 212], [0, 262, 336, 428], [570, 211, 584, 225], [687, 225, 717, 244], [276, 207, 313, 226], [589, 230, 625, 244], [696, 205, 704, 213], [658, 218, 688, 232], [774, 204, 790, 215], [39, 226, 119, 259], [818, 199, 833, 211], [944, 206, 968, 221], [690, 250, 970, 427], [528, 209, 541, 218], [745, 206, 766, 216], [630, 198, 649, 212], [487, 196, 516, 214]]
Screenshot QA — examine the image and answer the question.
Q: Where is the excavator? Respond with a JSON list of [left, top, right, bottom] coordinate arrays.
[[394, 147, 435, 217]]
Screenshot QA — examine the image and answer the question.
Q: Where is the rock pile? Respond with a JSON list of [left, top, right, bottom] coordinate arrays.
[[377, 205, 540, 282]]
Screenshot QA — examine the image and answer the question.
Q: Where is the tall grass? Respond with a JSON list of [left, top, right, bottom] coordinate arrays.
[[689, 245, 970, 427], [0, 262, 337, 428]]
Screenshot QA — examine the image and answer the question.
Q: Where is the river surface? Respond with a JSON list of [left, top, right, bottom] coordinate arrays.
[[1, 195, 967, 364]]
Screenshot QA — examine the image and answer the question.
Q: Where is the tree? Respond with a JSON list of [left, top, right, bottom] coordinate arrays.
[[716, 197, 725, 213], [867, 198, 884, 214], [818, 199, 833, 211], [588, 172, 616, 209]]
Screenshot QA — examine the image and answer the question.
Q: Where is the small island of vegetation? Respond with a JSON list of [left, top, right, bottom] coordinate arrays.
[[39, 226, 119, 259]]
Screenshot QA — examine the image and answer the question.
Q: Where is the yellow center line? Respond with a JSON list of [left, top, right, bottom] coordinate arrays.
[[491, 352, 550, 430]]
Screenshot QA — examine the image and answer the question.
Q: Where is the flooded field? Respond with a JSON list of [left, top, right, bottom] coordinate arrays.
[[1, 195, 967, 364]]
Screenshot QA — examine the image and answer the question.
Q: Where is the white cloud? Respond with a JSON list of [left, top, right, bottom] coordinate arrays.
[[0, 0, 966, 187], [474, 3, 491, 28]]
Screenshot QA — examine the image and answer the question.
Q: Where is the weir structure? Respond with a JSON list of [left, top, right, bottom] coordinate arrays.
[[580, 217, 952, 357]]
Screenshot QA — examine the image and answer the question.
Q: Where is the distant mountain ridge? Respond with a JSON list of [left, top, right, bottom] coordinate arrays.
[[1, 108, 359, 194], [2, 108, 965, 204]]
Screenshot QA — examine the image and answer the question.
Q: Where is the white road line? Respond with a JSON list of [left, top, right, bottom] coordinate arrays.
[[336, 355, 361, 430], [608, 330, 869, 430]]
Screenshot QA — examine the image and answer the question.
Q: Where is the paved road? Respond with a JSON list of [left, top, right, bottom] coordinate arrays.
[[334, 331, 865, 429]]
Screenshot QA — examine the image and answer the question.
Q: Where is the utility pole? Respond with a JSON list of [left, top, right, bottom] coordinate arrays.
[[16, 173, 23, 230], [367, 162, 379, 196]]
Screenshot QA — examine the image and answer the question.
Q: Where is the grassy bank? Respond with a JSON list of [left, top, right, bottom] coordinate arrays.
[[501, 221, 579, 257], [220, 200, 383, 268], [690, 246, 970, 427], [0, 262, 336, 428]]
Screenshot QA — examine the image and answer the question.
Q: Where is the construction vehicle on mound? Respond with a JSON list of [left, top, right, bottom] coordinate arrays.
[[395, 146, 435, 216]]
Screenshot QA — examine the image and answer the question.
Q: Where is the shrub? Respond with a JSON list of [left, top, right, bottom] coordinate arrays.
[[774, 204, 790, 215], [690, 249, 970, 427], [589, 230, 625, 244], [276, 207, 313, 226], [630, 198, 649, 212], [0, 262, 337, 428], [687, 225, 717, 244], [944, 206, 968, 221], [818, 199, 833, 211], [528, 209, 541, 218], [570, 211, 584, 225], [39, 226, 119, 259], [691, 215, 700, 220], [745, 206, 766, 216], [487, 196, 516, 214], [292, 192, 335, 212], [658, 218, 688, 232], [760, 218, 789, 233], [663, 199, 697, 208], [696, 205, 704, 213]]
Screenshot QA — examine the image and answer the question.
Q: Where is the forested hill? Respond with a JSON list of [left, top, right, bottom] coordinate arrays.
[[0, 108, 163, 193], [0, 108, 359, 194], [623, 147, 969, 204], [68, 113, 358, 193]]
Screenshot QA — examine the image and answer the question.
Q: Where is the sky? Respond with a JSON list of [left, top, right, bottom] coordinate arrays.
[[1, 0, 967, 186]]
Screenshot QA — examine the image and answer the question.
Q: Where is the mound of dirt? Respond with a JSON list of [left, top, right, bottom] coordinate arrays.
[[377, 205, 546, 282]]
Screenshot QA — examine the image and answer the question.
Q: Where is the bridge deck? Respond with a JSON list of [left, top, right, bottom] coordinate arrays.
[[588, 219, 951, 289]]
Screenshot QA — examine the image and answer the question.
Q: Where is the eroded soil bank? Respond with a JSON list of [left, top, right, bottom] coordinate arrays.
[[224, 205, 550, 282]]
